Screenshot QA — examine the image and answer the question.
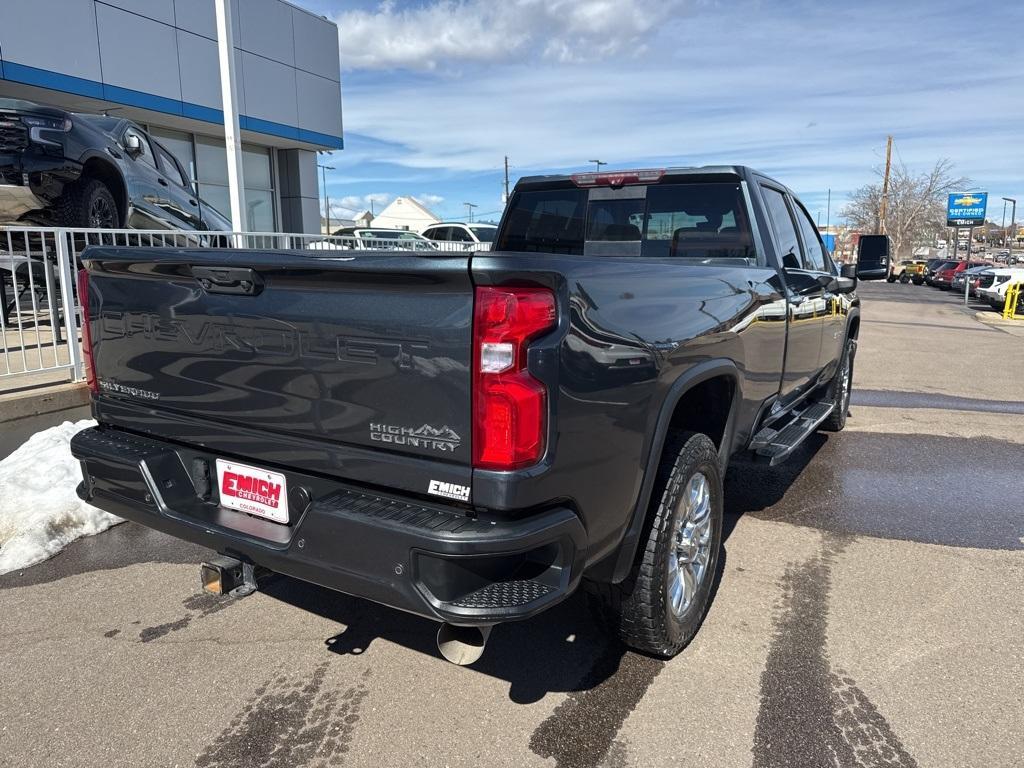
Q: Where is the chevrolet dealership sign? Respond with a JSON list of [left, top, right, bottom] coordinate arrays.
[[947, 192, 988, 227]]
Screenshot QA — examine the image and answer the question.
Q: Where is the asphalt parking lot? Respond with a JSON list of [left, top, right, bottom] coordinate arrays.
[[1, 281, 1022, 768]]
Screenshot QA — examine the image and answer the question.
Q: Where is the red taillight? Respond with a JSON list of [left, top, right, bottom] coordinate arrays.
[[473, 286, 556, 470], [571, 168, 665, 187], [77, 268, 98, 395]]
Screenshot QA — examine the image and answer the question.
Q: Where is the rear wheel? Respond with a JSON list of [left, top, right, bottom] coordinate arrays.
[[55, 178, 120, 229], [588, 431, 723, 657], [899, 273, 910, 284]]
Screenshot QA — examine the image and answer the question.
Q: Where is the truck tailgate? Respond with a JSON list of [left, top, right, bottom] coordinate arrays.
[[82, 248, 473, 474]]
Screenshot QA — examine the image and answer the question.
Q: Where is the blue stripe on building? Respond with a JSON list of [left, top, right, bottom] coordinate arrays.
[[0, 60, 343, 150]]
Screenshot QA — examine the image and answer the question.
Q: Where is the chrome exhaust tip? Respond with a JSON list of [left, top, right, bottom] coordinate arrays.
[[436, 623, 493, 666]]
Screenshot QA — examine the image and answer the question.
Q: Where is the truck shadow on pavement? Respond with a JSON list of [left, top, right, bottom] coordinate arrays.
[[261, 550, 729, 768]]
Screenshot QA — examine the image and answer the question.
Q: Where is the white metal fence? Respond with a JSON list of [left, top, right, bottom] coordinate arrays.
[[0, 226, 492, 387]]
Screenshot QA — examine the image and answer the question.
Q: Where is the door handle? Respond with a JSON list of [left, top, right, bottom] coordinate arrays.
[[188, 199, 197, 206], [158, 178, 168, 186]]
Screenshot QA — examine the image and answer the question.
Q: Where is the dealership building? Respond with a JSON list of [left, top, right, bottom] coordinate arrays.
[[0, 0, 343, 233]]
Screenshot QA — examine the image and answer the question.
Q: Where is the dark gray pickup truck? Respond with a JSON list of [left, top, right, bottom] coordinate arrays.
[[71, 166, 864, 664]]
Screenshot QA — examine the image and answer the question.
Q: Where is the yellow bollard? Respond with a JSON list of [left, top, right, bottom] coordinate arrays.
[[1003, 283, 1023, 321]]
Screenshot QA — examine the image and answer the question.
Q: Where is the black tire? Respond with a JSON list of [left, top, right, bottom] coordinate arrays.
[[822, 337, 854, 432], [912, 277, 923, 285], [587, 431, 723, 657], [55, 178, 120, 229], [886, 274, 896, 283], [899, 273, 910, 284]]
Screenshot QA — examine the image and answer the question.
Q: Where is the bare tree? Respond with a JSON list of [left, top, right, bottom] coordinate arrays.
[[841, 158, 968, 257]]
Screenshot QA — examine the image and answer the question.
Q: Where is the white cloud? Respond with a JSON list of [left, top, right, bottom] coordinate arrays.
[[334, 192, 393, 214], [414, 193, 445, 208], [334, 0, 688, 71]]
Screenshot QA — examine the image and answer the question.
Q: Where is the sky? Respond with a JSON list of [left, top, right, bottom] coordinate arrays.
[[300, 0, 1024, 227]]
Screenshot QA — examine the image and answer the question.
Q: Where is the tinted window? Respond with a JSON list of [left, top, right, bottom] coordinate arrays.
[[422, 227, 443, 240], [761, 186, 801, 269], [470, 226, 497, 242], [449, 226, 474, 242], [154, 144, 187, 187], [586, 198, 645, 241], [792, 200, 827, 271], [497, 182, 755, 262], [643, 183, 755, 261], [496, 189, 587, 254]]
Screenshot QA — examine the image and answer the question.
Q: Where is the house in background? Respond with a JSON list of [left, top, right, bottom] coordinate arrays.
[[370, 197, 440, 232]]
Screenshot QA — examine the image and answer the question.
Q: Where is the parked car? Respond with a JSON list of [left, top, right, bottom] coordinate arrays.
[[932, 260, 990, 290], [951, 265, 994, 295], [889, 259, 928, 284], [72, 165, 863, 664], [976, 268, 1024, 310], [0, 98, 231, 232], [329, 227, 439, 251], [924, 259, 958, 286], [421, 222, 498, 251]]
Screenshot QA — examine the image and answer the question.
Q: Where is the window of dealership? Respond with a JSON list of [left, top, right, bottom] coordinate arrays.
[[149, 128, 276, 232]]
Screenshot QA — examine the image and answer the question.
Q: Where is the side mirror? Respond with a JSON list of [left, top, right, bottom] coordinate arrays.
[[123, 133, 142, 156], [840, 263, 858, 280], [855, 259, 888, 280]]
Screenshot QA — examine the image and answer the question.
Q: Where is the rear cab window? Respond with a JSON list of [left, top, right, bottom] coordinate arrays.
[[496, 179, 762, 265]]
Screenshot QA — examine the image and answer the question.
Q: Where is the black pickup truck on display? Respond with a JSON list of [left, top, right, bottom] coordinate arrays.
[[0, 98, 230, 232], [71, 166, 865, 664]]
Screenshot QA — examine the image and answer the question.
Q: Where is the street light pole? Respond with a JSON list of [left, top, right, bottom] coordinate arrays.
[[463, 202, 477, 222], [1004, 197, 1017, 264], [589, 160, 606, 172], [1001, 199, 1008, 248], [318, 161, 334, 235]]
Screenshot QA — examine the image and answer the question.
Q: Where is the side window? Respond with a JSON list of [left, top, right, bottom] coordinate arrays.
[[423, 227, 441, 240], [792, 199, 828, 272], [124, 127, 156, 169], [450, 227, 473, 242], [154, 144, 187, 187], [761, 186, 801, 269]]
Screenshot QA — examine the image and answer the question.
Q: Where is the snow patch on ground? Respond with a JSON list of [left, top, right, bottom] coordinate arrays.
[[0, 419, 121, 575]]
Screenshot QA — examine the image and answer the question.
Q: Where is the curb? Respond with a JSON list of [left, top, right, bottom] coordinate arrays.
[[0, 382, 90, 422]]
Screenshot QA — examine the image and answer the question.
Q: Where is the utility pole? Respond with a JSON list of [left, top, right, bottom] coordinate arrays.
[[318, 160, 334, 234], [463, 202, 477, 222], [878, 135, 893, 234], [589, 159, 606, 172], [503, 156, 510, 204]]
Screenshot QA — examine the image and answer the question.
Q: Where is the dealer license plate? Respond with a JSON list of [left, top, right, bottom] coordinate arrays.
[[215, 459, 289, 524]]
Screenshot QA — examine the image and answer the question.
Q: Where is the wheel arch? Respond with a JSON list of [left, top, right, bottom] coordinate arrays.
[[78, 153, 128, 227], [602, 359, 743, 583]]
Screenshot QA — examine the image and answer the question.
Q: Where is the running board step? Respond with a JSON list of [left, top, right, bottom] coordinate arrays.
[[750, 401, 835, 465]]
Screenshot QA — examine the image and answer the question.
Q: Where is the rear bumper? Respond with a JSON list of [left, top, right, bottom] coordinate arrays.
[[71, 426, 587, 626]]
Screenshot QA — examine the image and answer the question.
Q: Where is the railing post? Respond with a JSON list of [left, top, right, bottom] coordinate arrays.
[[55, 229, 84, 382]]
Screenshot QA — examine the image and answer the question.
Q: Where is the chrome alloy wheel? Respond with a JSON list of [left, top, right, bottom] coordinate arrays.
[[667, 472, 712, 618], [839, 351, 852, 411]]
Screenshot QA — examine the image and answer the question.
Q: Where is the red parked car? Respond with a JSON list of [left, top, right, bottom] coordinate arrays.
[[932, 260, 991, 289]]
